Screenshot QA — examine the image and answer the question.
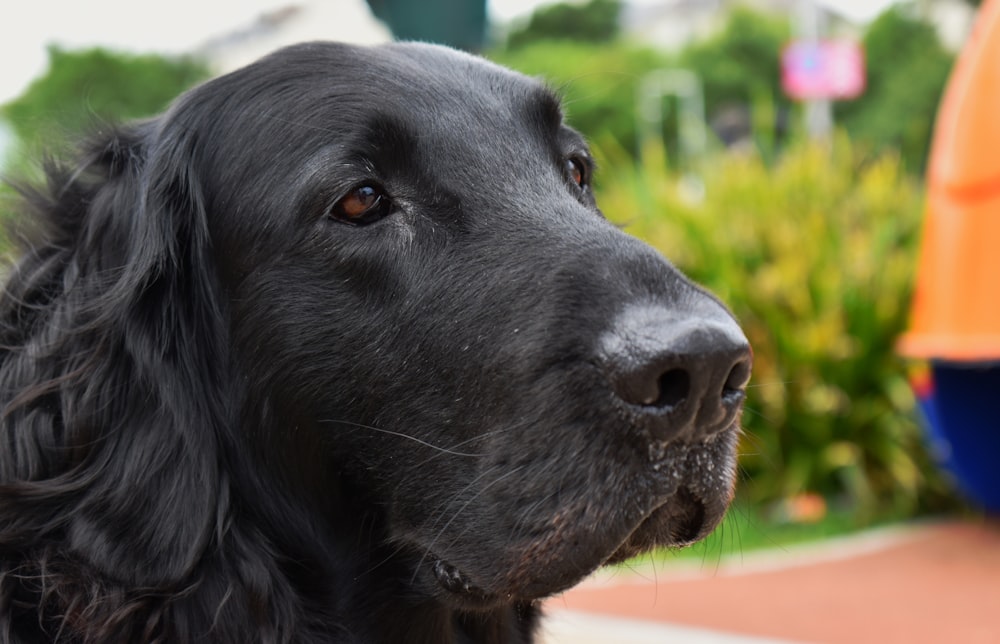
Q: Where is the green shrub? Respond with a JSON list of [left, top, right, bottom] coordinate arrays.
[[492, 8, 792, 162], [504, 0, 622, 49], [678, 7, 790, 118], [3, 47, 209, 147], [494, 5, 951, 174], [596, 136, 955, 520], [834, 6, 954, 172], [1, 47, 209, 254], [489, 41, 668, 156]]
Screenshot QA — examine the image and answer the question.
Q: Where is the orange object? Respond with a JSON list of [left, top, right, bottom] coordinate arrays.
[[897, 0, 1000, 361]]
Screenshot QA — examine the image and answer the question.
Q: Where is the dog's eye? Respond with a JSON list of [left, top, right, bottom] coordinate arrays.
[[329, 184, 393, 225], [566, 156, 588, 190]]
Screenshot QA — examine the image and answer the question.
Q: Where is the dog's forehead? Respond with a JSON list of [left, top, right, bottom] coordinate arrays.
[[266, 41, 562, 134], [348, 42, 548, 101], [173, 42, 574, 215]]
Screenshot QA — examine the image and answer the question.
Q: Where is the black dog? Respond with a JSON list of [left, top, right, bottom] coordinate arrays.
[[0, 42, 751, 643]]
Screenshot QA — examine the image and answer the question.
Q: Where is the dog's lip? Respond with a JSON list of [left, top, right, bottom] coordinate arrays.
[[427, 486, 722, 604], [604, 485, 714, 565], [601, 431, 740, 568], [432, 558, 506, 606], [427, 431, 738, 603], [429, 491, 713, 602]]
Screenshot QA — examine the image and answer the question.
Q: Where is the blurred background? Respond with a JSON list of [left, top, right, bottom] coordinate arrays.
[[1, 1, 997, 641]]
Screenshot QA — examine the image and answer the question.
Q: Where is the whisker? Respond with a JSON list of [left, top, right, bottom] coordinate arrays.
[[318, 418, 481, 457], [412, 465, 527, 585], [648, 549, 659, 607], [732, 506, 746, 565], [409, 427, 515, 468], [745, 380, 794, 389], [506, 497, 547, 547], [423, 465, 505, 532], [737, 430, 779, 469], [700, 514, 729, 577], [740, 406, 775, 423]]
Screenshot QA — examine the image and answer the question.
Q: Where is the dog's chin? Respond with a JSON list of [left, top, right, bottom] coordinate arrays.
[[422, 432, 740, 608], [426, 483, 732, 610], [603, 484, 731, 565]]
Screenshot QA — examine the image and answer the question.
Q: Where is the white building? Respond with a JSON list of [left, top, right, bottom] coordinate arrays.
[[198, 1, 391, 75]]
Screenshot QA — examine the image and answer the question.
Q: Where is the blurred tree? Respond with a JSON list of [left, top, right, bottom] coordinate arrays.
[[678, 7, 791, 151], [834, 6, 954, 170], [679, 7, 789, 112], [505, 0, 622, 49], [490, 41, 666, 158], [494, 4, 953, 172], [0, 47, 209, 251], [495, 7, 788, 162], [2, 46, 209, 157]]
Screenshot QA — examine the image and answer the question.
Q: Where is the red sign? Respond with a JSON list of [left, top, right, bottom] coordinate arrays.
[[782, 40, 865, 100]]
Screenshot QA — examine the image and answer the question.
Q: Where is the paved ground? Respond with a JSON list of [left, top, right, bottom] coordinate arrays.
[[540, 519, 1000, 643]]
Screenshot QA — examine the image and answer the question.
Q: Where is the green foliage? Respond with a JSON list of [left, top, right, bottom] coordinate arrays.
[[596, 137, 956, 519], [2, 46, 209, 162], [655, 495, 894, 562], [494, 8, 792, 163], [679, 7, 790, 118], [490, 40, 668, 155], [505, 0, 622, 49], [496, 5, 951, 174], [834, 6, 954, 171], [0, 47, 209, 254]]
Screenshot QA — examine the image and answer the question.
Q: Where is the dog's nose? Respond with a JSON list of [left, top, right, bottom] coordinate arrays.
[[600, 305, 752, 443]]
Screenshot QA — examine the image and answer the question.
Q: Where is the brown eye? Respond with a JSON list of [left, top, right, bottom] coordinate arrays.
[[566, 156, 587, 189], [329, 184, 393, 225]]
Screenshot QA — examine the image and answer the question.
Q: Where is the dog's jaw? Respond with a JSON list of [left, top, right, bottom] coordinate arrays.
[[416, 426, 739, 607]]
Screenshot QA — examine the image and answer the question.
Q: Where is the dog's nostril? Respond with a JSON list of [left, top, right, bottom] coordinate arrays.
[[651, 368, 690, 408], [722, 359, 752, 402]]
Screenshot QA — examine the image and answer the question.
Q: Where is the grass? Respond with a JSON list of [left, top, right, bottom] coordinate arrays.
[[638, 495, 903, 569]]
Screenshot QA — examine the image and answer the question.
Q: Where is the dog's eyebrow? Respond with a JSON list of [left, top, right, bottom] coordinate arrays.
[[525, 85, 565, 132]]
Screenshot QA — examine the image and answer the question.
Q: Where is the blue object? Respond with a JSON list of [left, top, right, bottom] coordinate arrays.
[[915, 363, 1000, 513]]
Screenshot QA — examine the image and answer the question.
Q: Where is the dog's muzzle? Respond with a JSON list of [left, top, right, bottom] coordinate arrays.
[[599, 302, 752, 446]]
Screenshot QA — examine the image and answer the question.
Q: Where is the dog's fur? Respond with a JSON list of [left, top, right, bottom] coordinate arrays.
[[0, 42, 750, 643]]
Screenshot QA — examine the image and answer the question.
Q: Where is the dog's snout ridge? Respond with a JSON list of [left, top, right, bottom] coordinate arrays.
[[601, 304, 752, 443]]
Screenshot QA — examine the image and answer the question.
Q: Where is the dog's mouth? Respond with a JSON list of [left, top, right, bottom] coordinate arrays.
[[603, 485, 716, 566], [428, 480, 727, 606], [418, 425, 739, 608]]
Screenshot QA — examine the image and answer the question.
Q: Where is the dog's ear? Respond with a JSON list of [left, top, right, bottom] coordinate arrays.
[[0, 120, 231, 590]]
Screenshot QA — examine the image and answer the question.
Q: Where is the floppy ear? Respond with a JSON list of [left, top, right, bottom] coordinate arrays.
[[0, 121, 231, 590]]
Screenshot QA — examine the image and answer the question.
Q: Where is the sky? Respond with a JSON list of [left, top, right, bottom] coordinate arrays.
[[0, 0, 896, 106]]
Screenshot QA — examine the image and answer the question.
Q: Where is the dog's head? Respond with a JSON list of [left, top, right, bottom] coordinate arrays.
[[167, 42, 752, 606], [6, 42, 750, 616], [155, 42, 750, 607]]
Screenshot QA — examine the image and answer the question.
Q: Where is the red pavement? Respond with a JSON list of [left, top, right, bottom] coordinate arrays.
[[544, 520, 1000, 643]]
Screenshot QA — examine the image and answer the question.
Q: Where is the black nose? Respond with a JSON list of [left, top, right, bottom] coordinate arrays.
[[601, 304, 752, 443]]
